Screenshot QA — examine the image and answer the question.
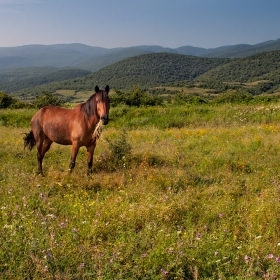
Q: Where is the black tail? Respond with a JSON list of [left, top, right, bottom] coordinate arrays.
[[23, 131, 36, 151]]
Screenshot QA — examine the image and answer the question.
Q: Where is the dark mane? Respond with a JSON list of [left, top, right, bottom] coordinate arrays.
[[80, 93, 97, 120]]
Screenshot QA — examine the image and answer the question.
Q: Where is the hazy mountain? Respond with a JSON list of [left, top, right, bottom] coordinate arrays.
[[1, 39, 280, 71], [176, 39, 280, 58], [175, 46, 209, 56], [0, 68, 91, 93], [75, 47, 151, 72], [0, 43, 109, 70]]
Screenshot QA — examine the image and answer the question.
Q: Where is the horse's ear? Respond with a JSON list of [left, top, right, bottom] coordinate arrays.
[[95, 85, 99, 92], [105, 85, 110, 93]]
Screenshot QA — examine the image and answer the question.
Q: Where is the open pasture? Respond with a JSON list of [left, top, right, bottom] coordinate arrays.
[[54, 90, 95, 104], [1, 104, 280, 279]]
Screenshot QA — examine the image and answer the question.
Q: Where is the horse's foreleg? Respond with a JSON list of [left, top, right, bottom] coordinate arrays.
[[69, 143, 80, 173], [86, 142, 97, 175]]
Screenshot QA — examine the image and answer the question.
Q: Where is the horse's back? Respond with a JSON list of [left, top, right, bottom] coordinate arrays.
[[32, 106, 68, 127]]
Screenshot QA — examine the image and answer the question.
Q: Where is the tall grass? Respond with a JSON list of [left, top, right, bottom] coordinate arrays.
[[109, 104, 280, 129], [1, 103, 280, 279]]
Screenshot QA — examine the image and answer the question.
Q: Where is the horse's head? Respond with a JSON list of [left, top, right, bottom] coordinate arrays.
[[95, 85, 110, 125]]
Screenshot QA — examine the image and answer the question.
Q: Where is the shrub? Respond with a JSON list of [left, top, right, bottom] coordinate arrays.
[[250, 94, 280, 104], [93, 129, 132, 171], [0, 91, 26, 108], [172, 92, 208, 105], [213, 90, 253, 104], [106, 129, 131, 161], [110, 86, 163, 107], [0, 91, 14, 108], [33, 91, 64, 109]]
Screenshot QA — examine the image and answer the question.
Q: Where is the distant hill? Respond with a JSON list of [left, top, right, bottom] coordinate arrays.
[[82, 53, 229, 89], [176, 39, 280, 58], [1, 39, 280, 71], [0, 43, 109, 70], [0, 66, 59, 83], [0, 68, 91, 93], [197, 50, 280, 82], [75, 47, 151, 72], [11, 53, 229, 98], [4, 47, 280, 101]]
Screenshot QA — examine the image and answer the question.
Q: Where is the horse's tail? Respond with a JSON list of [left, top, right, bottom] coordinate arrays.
[[23, 130, 36, 151]]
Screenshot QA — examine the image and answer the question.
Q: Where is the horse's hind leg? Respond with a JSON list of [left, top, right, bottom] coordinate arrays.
[[36, 136, 53, 175]]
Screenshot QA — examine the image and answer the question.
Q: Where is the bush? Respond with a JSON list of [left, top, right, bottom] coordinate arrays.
[[0, 91, 27, 109], [93, 130, 132, 172], [213, 90, 253, 104], [110, 86, 163, 107], [250, 94, 280, 104], [33, 91, 64, 109], [106, 129, 131, 162], [172, 92, 208, 105], [0, 92, 14, 108], [198, 80, 232, 93]]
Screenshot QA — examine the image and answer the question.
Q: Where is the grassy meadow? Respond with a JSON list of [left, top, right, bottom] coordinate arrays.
[[1, 103, 280, 279]]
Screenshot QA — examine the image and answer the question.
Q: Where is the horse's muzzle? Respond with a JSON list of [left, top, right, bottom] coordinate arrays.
[[101, 114, 109, 125]]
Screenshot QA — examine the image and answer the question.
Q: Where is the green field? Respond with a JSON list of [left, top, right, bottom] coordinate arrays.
[[1, 104, 280, 279]]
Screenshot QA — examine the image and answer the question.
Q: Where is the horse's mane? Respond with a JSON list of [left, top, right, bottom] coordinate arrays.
[[80, 93, 97, 121]]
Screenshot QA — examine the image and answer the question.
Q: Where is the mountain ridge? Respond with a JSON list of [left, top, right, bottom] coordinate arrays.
[[9, 50, 280, 100], [1, 39, 280, 71], [7, 53, 230, 97]]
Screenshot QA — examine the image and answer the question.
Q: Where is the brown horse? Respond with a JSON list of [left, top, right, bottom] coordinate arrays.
[[23, 85, 110, 175]]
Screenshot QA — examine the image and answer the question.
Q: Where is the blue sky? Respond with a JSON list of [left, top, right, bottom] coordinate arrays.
[[0, 0, 279, 49]]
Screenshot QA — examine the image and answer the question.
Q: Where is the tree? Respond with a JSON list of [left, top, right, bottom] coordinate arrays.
[[0, 91, 16, 108], [33, 91, 64, 109]]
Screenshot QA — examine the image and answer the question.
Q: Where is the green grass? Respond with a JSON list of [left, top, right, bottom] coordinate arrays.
[[1, 104, 280, 279]]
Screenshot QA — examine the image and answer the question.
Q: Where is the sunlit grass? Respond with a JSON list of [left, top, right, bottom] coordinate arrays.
[[1, 104, 280, 279]]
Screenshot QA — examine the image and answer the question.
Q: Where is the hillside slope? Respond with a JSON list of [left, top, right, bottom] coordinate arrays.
[[11, 53, 229, 98], [0, 66, 59, 83], [75, 47, 151, 71], [8, 50, 280, 100], [16, 53, 229, 95], [86, 53, 229, 89], [197, 50, 280, 82], [0, 68, 91, 93]]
